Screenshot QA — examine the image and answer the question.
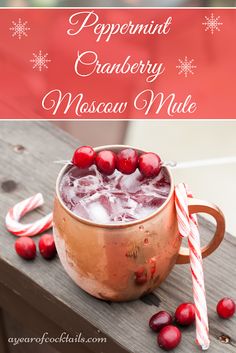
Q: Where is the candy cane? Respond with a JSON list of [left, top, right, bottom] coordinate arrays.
[[175, 183, 210, 351], [5, 193, 53, 237]]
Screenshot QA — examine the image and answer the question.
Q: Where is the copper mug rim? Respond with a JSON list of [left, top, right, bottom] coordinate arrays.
[[55, 144, 174, 229]]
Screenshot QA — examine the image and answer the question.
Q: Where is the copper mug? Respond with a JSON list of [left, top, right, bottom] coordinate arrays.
[[53, 145, 225, 302]]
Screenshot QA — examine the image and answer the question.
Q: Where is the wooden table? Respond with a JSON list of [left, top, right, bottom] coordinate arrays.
[[0, 122, 235, 353]]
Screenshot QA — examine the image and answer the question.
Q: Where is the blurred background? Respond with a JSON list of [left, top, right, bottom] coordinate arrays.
[[2, 0, 236, 235]]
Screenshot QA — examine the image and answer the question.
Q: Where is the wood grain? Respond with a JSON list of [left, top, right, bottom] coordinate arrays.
[[0, 122, 235, 353], [0, 310, 9, 353], [0, 283, 91, 353], [3, 309, 58, 353]]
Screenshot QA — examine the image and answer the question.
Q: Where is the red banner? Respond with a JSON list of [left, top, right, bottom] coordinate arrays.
[[0, 8, 236, 119]]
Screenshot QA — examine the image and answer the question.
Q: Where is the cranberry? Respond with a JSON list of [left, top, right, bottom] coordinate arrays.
[[158, 325, 181, 351], [95, 150, 117, 175], [72, 146, 96, 169], [149, 311, 173, 332], [175, 303, 195, 326], [217, 298, 235, 319], [138, 153, 161, 178], [134, 267, 147, 285], [15, 237, 36, 260], [39, 234, 57, 259], [117, 148, 139, 175]]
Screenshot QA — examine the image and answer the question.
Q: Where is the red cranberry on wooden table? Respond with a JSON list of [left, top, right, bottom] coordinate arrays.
[[149, 311, 173, 332], [15, 237, 36, 260], [217, 298, 235, 319], [175, 302, 195, 326], [158, 325, 182, 351], [72, 146, 96, 169], [39, 234, 57, 259]]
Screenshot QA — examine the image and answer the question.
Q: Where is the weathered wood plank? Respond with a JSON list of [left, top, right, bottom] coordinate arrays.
[[0, 122, 235, 353], [0, 309, 9, 353], [0, 284, 91, 353]]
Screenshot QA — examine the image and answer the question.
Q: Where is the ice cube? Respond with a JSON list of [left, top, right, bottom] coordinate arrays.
[[87, 192, 101, 202], [122, 212, 137, 222], [157, 184, 170, 197], [73, 175, 101, 199], [88, 202, 110, 224], [73, 202, 90, 220], [136, 206, 156, 219], [124, 197, 138, 210], [119, 170, 140, 193], [99, 194, 114, 214]]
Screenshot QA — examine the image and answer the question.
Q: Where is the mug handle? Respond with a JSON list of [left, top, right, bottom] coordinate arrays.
[[176, 197, 225, 264]]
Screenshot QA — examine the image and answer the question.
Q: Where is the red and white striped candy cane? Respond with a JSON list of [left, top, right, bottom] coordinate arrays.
[[5, 193, 53, 237], [175, 183, 210, 351]]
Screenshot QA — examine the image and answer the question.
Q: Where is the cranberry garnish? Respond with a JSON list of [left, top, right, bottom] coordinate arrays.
[[158, 325, 181, 351], [134, 267, 148, 285], [117, 148, 139, 175], [15, 237, 36, 260], [39, 234, 57, 260], [217, 298, 235, 319], [175, 302, 195, 326], [138, 152, 161, 178], [72, 146, 96, 169], [149, 311, 173, 332], [95, 150, 117, 175]]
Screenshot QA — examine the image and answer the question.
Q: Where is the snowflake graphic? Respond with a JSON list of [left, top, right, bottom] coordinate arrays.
[[202, 13, 223, 34], [176, 57, 196, 78], [30, 50, 51, 72], [10, 18, 30, 39]]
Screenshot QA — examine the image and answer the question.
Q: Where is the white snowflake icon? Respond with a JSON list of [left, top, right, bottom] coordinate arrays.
[[30, 50, 51, 72], [10, 18, 30, 39], [176, 57, 196, 78], [202, 13, 223, 34]]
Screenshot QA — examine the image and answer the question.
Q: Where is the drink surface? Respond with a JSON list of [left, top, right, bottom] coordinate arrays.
[[60, 165, 171, 224]]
